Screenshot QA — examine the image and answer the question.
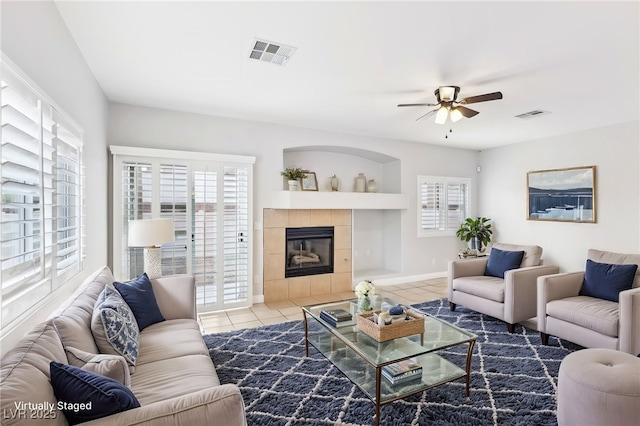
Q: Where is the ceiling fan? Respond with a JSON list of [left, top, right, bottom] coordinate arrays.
[[397, 86, 503, 124]]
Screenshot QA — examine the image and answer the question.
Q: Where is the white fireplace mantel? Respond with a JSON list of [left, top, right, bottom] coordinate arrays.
[[267, 191, 409, 210]]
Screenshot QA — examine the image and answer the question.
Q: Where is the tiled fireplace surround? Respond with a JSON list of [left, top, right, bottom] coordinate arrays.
[[263, 209, 352, 302]]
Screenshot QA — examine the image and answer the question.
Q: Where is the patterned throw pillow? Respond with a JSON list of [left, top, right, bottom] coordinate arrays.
[[91, 284, 140, 369]]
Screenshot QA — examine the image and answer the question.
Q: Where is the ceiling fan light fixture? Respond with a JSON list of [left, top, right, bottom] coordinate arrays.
[[439, 86, 456, 102], [435, 106, 449, 124], [450, 107, 463, 122]]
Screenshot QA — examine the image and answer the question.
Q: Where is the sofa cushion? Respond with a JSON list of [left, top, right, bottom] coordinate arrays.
[[131, 354, 220, 405], [547, 295, 619, 337], [50, 361, 140, 425], [91, 284, 140, 368], [453, 276, 505, 303], [485, 248, 525, 279], [0, 321, 68, 426], [580, 259, 638, 302], [114, 273, 165, 331], [136, 319, 209, 366], [65, 346, 131, 387]]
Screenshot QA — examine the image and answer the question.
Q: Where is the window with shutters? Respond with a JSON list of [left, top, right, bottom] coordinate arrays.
[[1, 58, 84, 329], [417, 175, 470, 237], [111, 146, 254, 312]]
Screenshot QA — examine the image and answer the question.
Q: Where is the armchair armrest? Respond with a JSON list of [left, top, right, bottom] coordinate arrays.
[[151, 275, 196, 321], [503, 265, 560, 324], [448, 257, 490, 279], [536, 271, 584, 333], [447, 257, 490, 301], [85, 384, 246, 426], [619, 286, 640, 355]]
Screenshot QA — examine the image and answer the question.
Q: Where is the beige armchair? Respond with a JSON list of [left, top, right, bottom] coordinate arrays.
[[448, 242, 559, 332], [537, 249, 640, 355]]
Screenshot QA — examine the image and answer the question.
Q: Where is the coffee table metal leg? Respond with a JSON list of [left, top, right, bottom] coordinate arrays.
[[302, 311, 309, 357], [465, 340, 475, 397], [375, 366, 381, 426]]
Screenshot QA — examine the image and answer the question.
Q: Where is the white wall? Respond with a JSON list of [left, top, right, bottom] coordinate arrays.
[[0, 0, 109, 353], [478, 121, 640, 272], [108, 103, 479, 296]]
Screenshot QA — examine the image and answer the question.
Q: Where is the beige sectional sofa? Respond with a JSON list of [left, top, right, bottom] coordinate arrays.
[[0, 266, 247, 425]]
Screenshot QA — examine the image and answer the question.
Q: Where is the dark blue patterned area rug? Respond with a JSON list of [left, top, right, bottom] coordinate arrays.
[[203, 299, 583, 426]]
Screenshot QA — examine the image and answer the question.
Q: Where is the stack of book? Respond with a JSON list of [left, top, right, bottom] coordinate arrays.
[[319, 309, 353, 327], [382, 359, 423, 385]]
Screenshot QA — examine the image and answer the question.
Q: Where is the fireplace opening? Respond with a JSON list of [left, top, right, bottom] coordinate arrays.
[[285, 226, 334, 278]]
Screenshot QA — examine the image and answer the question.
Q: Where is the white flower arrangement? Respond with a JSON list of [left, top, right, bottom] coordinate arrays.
[[355, 280, 375, 297]]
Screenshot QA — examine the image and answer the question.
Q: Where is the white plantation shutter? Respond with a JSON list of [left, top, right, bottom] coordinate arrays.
[[159, 164, 188, 275], [121, 161, 152, 278], [1, 59, 84, 328], [222, 166, 249, 304], [420, 180, 446, 231], [53, 112, 83, 282], [418, 176, 470, 237], [446, 182, 468, 231], [193, 169, 217, 306]]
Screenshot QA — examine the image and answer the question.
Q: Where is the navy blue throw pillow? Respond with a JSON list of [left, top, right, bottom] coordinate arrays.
[[580, 259, 638, 302], [50, 361, 139, 425], [484, 248, 525, 279], [114, 273, 165, 331]]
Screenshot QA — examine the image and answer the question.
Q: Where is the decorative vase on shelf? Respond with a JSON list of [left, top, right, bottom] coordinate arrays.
[[358, 295, 372, 312], [355, 173, 366, 192], [330, 175, 339, 192], [288, 180, 300, 191], [366, 179, 377, 193]]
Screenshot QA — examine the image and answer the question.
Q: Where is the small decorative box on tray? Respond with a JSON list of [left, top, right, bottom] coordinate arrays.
[[356, 309, 425, 342]]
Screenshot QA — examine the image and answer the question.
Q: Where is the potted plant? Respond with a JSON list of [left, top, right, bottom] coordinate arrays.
[[455, 217, 493, 253], [280, 167, 307, 191]]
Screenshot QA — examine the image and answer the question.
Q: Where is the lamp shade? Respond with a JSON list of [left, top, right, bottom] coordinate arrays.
[[435, 106, 449, 124], [450, 107, 463, 123], [128, 218, 175, 247]]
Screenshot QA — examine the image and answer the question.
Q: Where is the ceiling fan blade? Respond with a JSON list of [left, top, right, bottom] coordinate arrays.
[[459, 91, 503, 104], [456, 106, 479, 118], [415, 109, 438, 121], [398, 103, 439, 107]]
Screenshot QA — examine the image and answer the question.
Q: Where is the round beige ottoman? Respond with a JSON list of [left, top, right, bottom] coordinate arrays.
[[557, 348, 640, 426]]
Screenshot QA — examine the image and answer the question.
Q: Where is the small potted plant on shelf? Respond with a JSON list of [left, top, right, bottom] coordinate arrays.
[[280, 167, 307, 191], [455, 217, 493, 254]]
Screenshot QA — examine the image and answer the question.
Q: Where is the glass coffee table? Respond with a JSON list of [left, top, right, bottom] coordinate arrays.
[[302, 299, 476, 426]]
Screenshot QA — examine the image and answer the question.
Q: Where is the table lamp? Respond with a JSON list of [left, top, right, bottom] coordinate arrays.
[[127, 218, 175, 279]]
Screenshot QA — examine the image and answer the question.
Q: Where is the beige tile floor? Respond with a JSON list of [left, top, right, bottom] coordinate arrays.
[[198, 277, 448, 334]]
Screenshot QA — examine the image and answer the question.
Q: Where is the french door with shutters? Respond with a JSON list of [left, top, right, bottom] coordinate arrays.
[[110, 146, 254, 312]]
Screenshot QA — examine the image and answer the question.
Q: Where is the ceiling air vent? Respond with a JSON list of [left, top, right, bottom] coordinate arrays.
[[249, 39, 296, 66], [515, 110, 551, 119]]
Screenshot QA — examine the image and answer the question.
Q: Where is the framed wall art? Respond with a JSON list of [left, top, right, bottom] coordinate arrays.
[[301, 171, 318, 191], [526, 165, 596, 223]]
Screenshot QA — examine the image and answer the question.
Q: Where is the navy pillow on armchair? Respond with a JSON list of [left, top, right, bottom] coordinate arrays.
[[580, 259, 637, 302], [484, 248, 525, 279]]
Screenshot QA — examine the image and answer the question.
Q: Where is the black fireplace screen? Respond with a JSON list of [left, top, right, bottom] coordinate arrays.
[[285, 226, 334, 278]]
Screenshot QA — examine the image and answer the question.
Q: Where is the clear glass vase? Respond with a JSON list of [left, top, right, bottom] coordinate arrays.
[[358, 295, 372, 312]]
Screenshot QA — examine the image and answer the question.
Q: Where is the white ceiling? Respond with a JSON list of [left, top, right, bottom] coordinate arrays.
[[54, 1, 639, 150]]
